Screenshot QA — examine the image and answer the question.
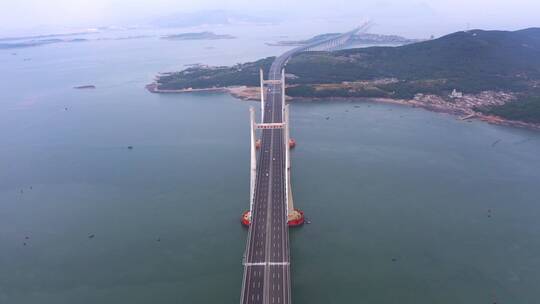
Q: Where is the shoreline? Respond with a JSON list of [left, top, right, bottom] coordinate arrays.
[[145, 82, 540, 131]]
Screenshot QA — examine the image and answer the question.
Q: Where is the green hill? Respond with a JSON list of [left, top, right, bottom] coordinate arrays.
[[155, 28, 540, 124], [284, 28, 540, 123], [287, 28, 540, 92], [156, 57, 274, 90]]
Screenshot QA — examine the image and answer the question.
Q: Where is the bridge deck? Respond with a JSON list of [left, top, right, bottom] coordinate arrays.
[[240, 27, 365, 304], [241, 63, 290, 304]]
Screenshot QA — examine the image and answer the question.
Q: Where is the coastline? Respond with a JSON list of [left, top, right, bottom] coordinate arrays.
[[367, 97, 540, 130], [145, 83, 229, 94], [146, 82, 540, 131]]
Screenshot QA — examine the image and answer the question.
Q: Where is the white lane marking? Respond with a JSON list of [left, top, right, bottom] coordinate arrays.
[[244, 262, 290, 266]]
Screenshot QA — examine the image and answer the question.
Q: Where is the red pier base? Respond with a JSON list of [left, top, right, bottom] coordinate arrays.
[[288, 138, 296, 149], [241, 209, 305, 227], [241, 210, 251, 227], [288, 209, 305, 227]]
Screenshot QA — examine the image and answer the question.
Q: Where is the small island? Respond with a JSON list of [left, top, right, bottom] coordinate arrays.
[[148, 28, 540, 130], [0, 38, 88, 49], [161, 31, 236, 41], [74, 85, 96, 89]]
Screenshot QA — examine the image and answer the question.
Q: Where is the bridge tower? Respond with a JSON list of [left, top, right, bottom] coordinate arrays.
[[284, 102, 304, 226], [241, 107, 257, 226], [281, 68, 303, 226]]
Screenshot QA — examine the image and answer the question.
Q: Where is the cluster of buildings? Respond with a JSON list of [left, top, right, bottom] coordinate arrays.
[[412, 90, 516, 116]]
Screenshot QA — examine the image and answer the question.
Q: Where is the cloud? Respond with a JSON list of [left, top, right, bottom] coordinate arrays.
[[0, 0, 538, 36]]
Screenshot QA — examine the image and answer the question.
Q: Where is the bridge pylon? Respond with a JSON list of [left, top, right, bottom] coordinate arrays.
[[282, 68, 303, 226], [241, 107, 257, 226], [284, 103, 304, 227]]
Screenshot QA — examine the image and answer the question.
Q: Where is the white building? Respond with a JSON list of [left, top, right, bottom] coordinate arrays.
[[450, 89, 463, 99]]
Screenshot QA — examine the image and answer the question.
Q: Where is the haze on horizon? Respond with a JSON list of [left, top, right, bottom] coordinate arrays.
[[1, 0, 539, 38]]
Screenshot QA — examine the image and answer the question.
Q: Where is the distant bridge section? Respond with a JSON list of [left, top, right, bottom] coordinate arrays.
[[303, 23, 371, 52], [272, 22, 372, 71]]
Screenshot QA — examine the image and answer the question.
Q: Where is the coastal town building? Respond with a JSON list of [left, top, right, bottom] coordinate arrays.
[[450, 89, 463, 99]]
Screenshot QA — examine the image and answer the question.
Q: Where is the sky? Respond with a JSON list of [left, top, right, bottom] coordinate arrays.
[[0, 0, 539, 37]]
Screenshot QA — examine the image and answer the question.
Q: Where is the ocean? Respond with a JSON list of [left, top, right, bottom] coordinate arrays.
[[1, 25, 540, 303]]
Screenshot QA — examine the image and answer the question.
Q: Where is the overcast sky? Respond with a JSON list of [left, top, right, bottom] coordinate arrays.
[[1, 0, 539, 37]]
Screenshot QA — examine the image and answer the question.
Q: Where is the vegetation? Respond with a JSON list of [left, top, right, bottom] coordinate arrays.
[[287, 85, 389, 98], [483, 96, 540, 123], [286, 28, 540, 94], [157, 28, 540, 123], [287, 28, 540, 123], [156, 57, 274, 90]]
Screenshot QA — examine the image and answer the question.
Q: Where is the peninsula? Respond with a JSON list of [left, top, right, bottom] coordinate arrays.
[[148, 28, 540, 129]]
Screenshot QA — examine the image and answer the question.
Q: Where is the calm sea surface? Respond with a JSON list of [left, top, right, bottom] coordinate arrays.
[[1, 26, 540, 304]]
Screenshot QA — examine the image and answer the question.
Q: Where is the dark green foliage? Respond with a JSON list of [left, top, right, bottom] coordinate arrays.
[[286, 28, 540, 93], [156, 28, 540, 123], [483, 96, 540, 123], [285, 85, 317, 96], [284, 28, 540, 122], [157, 57, 274, 90], [286, 85, 388, 98]]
